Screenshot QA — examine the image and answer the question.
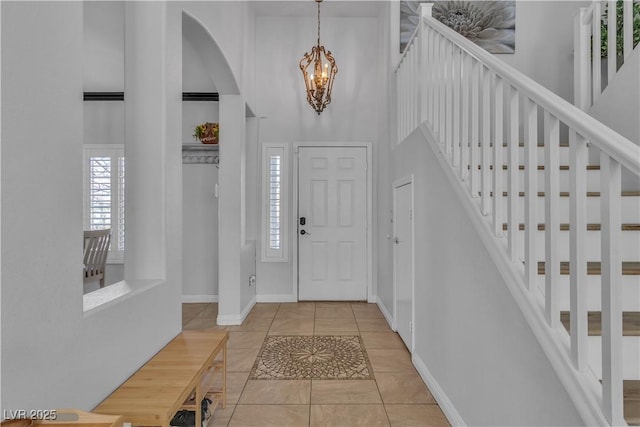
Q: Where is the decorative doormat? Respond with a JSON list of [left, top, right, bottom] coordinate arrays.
[[250, 335, 374, 380]]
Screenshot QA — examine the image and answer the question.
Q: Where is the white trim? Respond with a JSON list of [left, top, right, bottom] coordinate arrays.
[[261, 143, 289, 262], [413, 353, 467, 427], [256, 294, 297, 303], [242, 296, 257, 318], [376, 296, 394, 330], [181, 294, 219, 303], [392, 174, 415, 351], [292, 142, 374, 303], [217, 296, 256, 326], [83, 279, 163, 315], [216, 314, 243, 326], [419, 122, 608, 427]]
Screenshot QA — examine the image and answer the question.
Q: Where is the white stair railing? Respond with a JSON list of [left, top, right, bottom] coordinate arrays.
[[396, 4, 640, 426], [574, 0, 639, 109]]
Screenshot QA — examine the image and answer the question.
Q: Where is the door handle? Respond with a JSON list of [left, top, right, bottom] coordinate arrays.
[[300, 229, 311, 235], [393, 237, 400, 244]]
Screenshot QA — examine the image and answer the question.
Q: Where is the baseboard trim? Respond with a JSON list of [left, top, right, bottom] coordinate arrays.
[[376, 296, 395, 331], [216, 296, 256, 326], [256, 294, 297, 303], [241, 296, 257, 319], [412, 354, 466, 427], [181, 294, 218, 303]]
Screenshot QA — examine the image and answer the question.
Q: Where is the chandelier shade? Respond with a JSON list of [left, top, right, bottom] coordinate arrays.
[[299, 0, 337, 114]]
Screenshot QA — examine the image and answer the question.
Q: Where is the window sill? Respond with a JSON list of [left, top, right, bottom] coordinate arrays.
[[82, 279, 163, 315]]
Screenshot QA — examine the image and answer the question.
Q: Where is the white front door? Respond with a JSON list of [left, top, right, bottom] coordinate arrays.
[[298, 146, 368, 301], [394, 178, 414, 350]]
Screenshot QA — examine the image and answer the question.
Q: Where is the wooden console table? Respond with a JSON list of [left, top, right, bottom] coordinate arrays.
[[94, 330, 228, 427]]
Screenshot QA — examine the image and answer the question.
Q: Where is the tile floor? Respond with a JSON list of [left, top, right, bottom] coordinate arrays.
[[182, 302, 451, 427]]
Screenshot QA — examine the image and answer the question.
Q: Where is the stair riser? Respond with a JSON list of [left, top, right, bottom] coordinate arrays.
[[542, 277, 640, 311], [584, 337, 640, 380], [466, 146, 571, 164], [509, 231, 640, 260], [494, 170, 601, 193], [493, 197, 640, 222]]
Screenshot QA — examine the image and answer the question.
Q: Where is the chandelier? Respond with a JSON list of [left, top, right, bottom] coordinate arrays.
[[299, 0, 337, 115]]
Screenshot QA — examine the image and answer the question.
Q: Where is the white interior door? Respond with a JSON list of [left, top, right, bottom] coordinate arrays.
[[394, 179, 414, 350], [298, 146, 368, 301]]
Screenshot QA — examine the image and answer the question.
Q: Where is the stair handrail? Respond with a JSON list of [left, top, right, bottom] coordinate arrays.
[[423, 9, 640, 175]]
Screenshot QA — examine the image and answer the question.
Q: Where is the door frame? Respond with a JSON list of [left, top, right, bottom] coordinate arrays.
[[393, 174, 415, 352], [292, 142, 374, 302]]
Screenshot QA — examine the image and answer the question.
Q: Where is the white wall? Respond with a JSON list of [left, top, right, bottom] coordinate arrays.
[[498, 1, 590, 103], [388, 130, 583, 426], [1, 1, 181, 411], [182, 164, 219, 300], [589, 47, 640, 145], [83, 1, 124, 92], [181, 2, 247, 96], [254, 14, 386, 301]]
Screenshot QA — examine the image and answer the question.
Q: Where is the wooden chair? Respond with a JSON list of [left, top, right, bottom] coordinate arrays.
[[83, 229, 111, 287]]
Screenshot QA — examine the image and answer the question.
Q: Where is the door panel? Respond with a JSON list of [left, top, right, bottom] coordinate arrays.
[[298, 147, 367, 301]]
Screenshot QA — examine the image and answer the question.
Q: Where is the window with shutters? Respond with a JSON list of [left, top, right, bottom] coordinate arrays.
[[261, 144, 288, 261], [83, 144, 125, 262]]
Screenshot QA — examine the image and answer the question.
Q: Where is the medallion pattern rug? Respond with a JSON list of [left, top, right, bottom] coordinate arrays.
[[250, 335, 374, 380]]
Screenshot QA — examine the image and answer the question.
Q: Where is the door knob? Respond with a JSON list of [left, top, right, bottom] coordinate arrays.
[[300, 229, 310, 235], [393, 237, 400, 244]]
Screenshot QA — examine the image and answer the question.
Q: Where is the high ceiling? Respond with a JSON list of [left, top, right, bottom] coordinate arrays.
[[250, 0, 386, 18]]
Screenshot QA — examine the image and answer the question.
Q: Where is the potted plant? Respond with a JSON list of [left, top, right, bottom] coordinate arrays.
[[193, 122, 219, 144]]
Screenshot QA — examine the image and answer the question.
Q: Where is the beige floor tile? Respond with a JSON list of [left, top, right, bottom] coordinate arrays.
[[279, 302, 316, 311], [227, 316, 272, 332], [209, 404, 235, 427], [268, 318, 314, 335], [274, 310, 316, 320], [225, 371, 250, 405], [195, 304, 219, 319], [357, 318, 392, 332], [182, 303, 209, 317], [376, 372, 436, 404], [311, 380, 382, 404], [310, 404, 389, 427], [244, 310, 278, 321], [351, 303, 384, 319], [239, 380, 311, 404], [227, 348, 260, 372], [315, 305, 355, 319], [314, 302, 352, 310], [183, 317, 220, 331], [251, 303, 280, 313], [228, 332, 267, 349], [229, 405, 309, 427], [314, 318, 358, 334], [385, 404, 451, 427], [360, 332, 406, 350], [367, 349, 415, 372]]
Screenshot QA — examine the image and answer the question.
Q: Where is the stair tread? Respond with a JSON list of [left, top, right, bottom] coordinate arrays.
[[559, 311, 640, 336], [502, 223, 640, 231], [486, 191, 640, 197], [472, 165, 601, 170], [536, 261, 640, 275], [625, 380, 640, 426]]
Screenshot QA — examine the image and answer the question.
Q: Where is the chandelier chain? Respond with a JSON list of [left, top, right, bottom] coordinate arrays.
[[317, 1, 320, 46]]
